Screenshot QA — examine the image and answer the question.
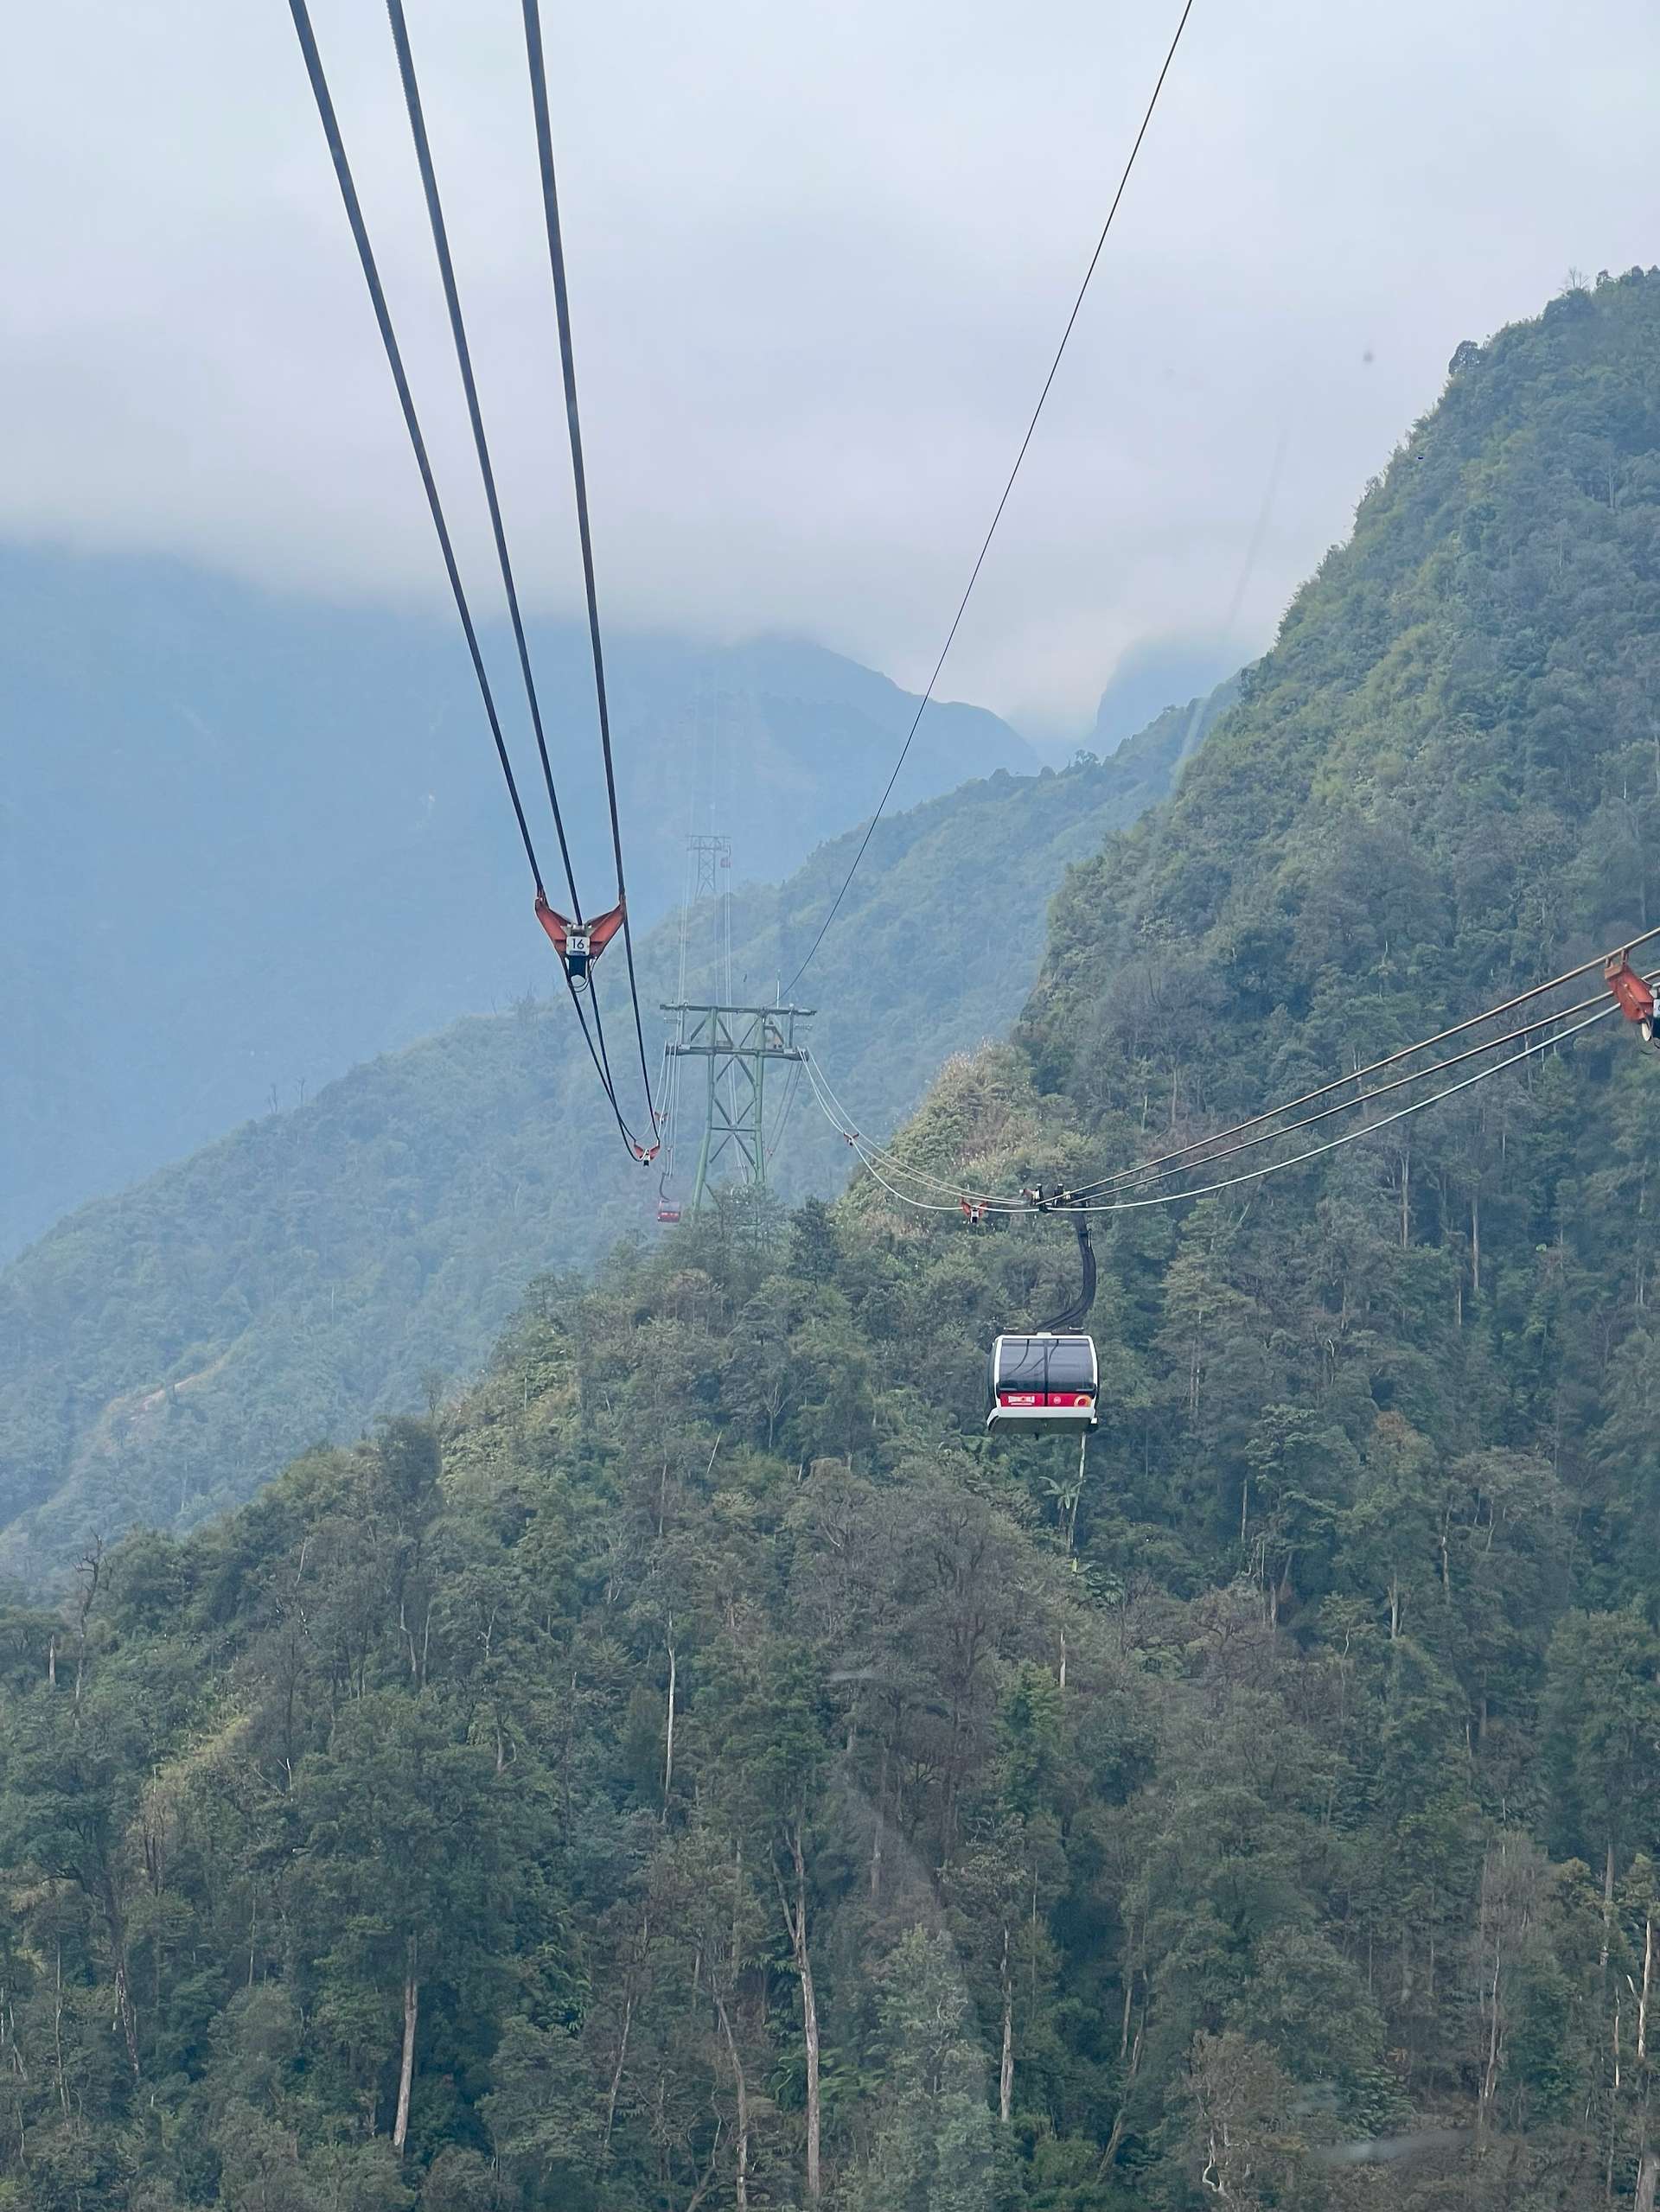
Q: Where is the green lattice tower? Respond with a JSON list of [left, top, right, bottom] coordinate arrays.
[[661, 1001, 814, 1214]]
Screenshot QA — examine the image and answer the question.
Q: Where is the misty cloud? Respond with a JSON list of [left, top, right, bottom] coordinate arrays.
[[4, 0, 1658, 731]]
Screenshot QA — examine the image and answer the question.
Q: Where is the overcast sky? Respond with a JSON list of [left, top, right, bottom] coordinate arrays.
[[5, 0, 1659, 736]]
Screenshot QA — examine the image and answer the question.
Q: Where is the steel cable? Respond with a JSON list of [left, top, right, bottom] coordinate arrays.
[[287, 0, 643, 1152], [782, 0, 1197, 997], [520, 0, 659, 1139], [808, 989, 1633, 1217], [802, 927, 1660, 1211], [1065, 920, 1660, 1200], [384, 0, 584, 921], [285, 0, 543, 893], [812, 978, 1613, 1211]]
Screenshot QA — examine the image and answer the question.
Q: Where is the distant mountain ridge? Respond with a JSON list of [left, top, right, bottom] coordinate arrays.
[[1084, 636, 1240, 757], [0, 544, 1030, 1256]]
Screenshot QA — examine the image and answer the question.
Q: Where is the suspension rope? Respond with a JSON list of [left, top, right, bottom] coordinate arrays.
[[782, 0, 1196, 998], [288, 0, 648, 1154], [284, 0, 544, 894], [766, 1059, 807, 1168], [384, 0, 583, 920], [520, 0, 659, 1136], [809, 990, 1632, 1218], [1064, 997, 1625, 1213], [818, 977, 1612, 1213], [1064, 920, 1660, 1201], [566, 972, 651, 1151], [1076, 984, 1611, 1197], [803, 922, 1660, 1212], [584, 972, 654, 1151], [382, 0, 636, 1138]]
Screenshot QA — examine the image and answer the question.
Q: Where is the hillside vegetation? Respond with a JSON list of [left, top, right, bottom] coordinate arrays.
[[0, 693, 1209, 1584], [4, 271, 1660, 2212]]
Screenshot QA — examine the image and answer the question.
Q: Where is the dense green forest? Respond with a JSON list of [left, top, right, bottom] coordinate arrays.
[[0, 688, 1213, 1584], [7, 267, 1660, 2212]]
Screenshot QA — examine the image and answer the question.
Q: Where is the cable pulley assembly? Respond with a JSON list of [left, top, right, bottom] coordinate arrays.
[[536, 896, 628, 989]]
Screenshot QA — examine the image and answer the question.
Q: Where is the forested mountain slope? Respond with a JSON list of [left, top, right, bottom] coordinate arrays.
[[957, 265, 1660, 2197], [0, 692, 1210, 1584], [0, 544, 1028, 1258], [5, 273, 1660, 2212]]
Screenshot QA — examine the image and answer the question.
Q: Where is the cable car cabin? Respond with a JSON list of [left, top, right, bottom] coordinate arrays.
[[987, 1333, 1099, 1433], [656, 1203, 682, 1225]]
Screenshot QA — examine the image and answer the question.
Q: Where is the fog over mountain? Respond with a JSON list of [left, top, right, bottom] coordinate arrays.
[[4, 0, 1659, 726], [0, 544, 1029, 1258]]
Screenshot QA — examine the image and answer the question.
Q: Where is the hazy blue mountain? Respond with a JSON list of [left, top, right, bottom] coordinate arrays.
[[0, 543, 1030, 1256], [1083, 634, 1240, 755], [0, 687, 1206, 1581]]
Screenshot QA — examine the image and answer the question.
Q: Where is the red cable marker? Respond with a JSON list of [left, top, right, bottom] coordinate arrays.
[[1606, 951, 1660, 1043], [536, 894, 626, 988]]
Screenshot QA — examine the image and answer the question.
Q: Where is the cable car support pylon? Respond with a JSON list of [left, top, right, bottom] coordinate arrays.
[[663, 1002, 814, 1216]]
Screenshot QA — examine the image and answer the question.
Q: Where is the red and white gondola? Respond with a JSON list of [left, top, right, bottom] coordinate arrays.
[[986, 1332, 1099, 1433]]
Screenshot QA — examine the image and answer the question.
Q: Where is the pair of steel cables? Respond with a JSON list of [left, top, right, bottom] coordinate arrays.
[[286, 0, 658, 1158], [801, 926, 1660, 1219], [288, 0, 1200, 1153]]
